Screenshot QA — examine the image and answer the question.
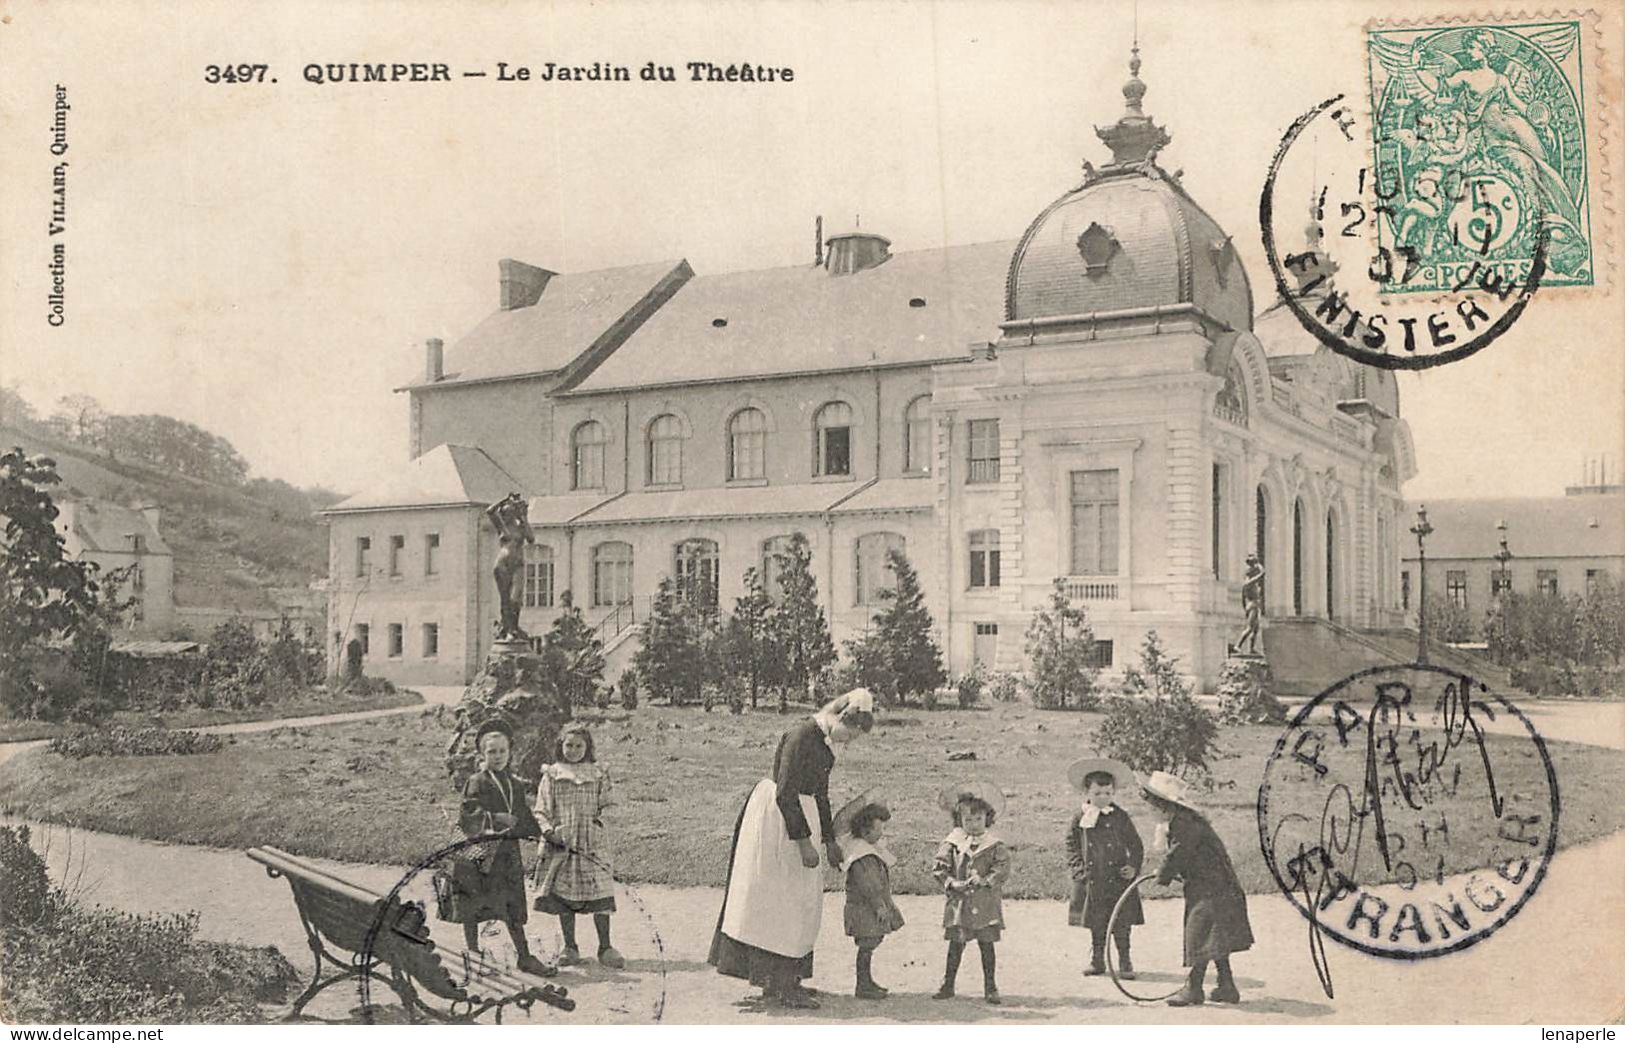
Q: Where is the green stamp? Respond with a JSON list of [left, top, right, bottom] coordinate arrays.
[[1368, 20, 1593, 292]]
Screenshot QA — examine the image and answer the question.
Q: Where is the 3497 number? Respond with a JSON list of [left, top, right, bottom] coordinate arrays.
[[205, 64, 273, 83]]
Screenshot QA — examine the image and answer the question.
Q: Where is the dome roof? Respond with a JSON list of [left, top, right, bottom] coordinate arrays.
[[1003, 48, 1252, 334]]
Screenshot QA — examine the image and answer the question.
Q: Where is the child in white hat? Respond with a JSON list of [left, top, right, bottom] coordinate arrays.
[[931, 780, 1010, 1004]]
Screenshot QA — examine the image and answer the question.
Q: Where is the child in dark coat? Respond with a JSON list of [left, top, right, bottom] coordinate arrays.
[[1142, 770, 1254, 1006], [1064, 758, 1145, 979], [932, 781, 1011, 1005], [836, 797, 904, 1000]]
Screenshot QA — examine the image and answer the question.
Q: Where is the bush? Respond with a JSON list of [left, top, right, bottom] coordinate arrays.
[[617, 669, 639, 711], [0, 825, 53, 929], [1092, 632, 1218, 779], [47, 726, 225, 759], [987, 671, 1025, 703], [956, 666, 985, 709]]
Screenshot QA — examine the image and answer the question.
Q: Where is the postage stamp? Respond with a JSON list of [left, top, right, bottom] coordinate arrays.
[[1257, 665, 1560, 997], [1367, 19, 1597, 292]]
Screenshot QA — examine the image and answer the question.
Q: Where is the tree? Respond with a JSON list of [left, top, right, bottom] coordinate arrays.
[[1426, 592, 1477, 644], [1024, 578, 1102, 709], [722, 567, 778, 708], [767, 532, 836, 709], [633, 579, 709, 705], [0, 448, 107, 717], [1093, 631, 1219, 779], [0, 385, 39, 431], [845, 549, 944, 706], [53, 394, 108, 448], [540, 591, 605, 707]]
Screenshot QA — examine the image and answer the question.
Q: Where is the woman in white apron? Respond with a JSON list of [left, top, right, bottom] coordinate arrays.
[[709, 689, 876, 1009]]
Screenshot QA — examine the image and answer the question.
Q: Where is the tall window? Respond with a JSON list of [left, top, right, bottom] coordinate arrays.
[[675, 538, 720, 610], [1446, 570, 1468, 609], [355, 623, 370, 656], [904, 396, 932, 474], [424, 533, 440, 576], [855, 532, 905, 605], [647, 414, 683, 485], [1070, 469, 1119, 575], [573, 421, 606, 490], [1292, 499, 1306, 616], [969, 529, 1001, 588], [1537, 569, 1559, 597], [389, 534, 405, 576], [1401, 570, 1412, 611], [1325, 513, 1336, 620], [762, 535, 795, 601], [422, 623, 439, 658], [524, 544, 555, 608], [728, 408, 767, 481], [814, 402, 853, 477], [1211, 463, 1226, 579], [1255, 487, 1269, 613], [387, 623, 404, 658], [967, 419, 1000, 483], [355, 536, 371, 578], [592, 541, 634, 608]]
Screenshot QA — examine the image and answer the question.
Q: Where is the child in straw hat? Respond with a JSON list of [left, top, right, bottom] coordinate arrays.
[[833, 791, 904, 1000], [1140, 770, 1254, 1006], [1064, 757, 1145, 979], [931, 780, 1010, 1004]]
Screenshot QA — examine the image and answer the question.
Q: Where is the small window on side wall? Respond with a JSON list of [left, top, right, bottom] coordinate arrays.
[[815, 402, 853, 477]]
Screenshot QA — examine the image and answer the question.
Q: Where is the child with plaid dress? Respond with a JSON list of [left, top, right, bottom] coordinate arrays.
[[532, 723, 625, 969]]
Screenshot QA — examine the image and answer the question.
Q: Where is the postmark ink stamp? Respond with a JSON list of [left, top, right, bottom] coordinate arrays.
[[1257, 664, 1560, 998]]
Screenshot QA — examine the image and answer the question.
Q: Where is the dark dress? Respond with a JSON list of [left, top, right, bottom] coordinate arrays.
[[1155, 808, 1254, 964], [710, 718, 836, 985], [443, 768, 542, 925], [843, 846, 904, 943], [1066, 805, 1145, 929]]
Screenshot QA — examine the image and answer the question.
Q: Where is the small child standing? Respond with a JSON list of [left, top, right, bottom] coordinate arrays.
[[532, 723, 625, 969], [1141, 771, 1255, 1007], [1064, 757, 1145, 979], [447, 719, 555, 977], [834, 795, 904, 1000], [932, 781, 1010, 1004]]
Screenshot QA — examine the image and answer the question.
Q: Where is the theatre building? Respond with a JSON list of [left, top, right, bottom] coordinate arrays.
[[322, 57, 1417, 688]]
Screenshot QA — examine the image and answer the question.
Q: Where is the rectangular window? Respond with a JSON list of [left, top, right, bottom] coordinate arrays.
[[355, 536, 371, 578], [855, 532, 905, 605], [1586, 569, 1601, 596], [1537, 569, 1559, 597], [1491, 570, 1511, 597], [424, 533, 440, 576], [730, 429, 765, 481], [1211, 463, 1225, 579], [906, 408, 931, 474], [387, 623, 403, 658], [649, 438, 682, 485], [1401, 570, 1412, 611], [593, 543, 634, 608], [422, 623, 439, 658], [972, 622, 999, 668], [969, 529, 1001, 589], [525, 547, 555, 608], [1070, 469, 1120, 575], [356, 623, 370, 656], [389, 534, 405, 576], [1446, 570, 1468, 609], [819, 426, 851, 476], [130, 563, 145, 591], [967, 419, 1000, 483], [1086, 639, 1114, 670]]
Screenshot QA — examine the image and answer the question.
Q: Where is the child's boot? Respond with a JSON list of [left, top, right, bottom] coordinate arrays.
[[980, 942, 1000, 1005], [1209, 958, 1240, 1004], [1084, 939, 1107, 976], [854, 947, 887, 1000], [1167, 965, 1206, 1007], [1115, 934, 1136, 980], [933, 943, 963, 999]]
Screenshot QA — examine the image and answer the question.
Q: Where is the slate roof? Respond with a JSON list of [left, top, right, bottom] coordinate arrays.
[[397, 261, 690, 390], [63, 500, 172, 556], [323, 445, 521, 513], [1402, 495, 1625, 560], [569, 241, 1013, 392]]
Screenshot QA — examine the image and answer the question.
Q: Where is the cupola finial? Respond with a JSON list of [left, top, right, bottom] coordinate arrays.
[[1094, 40, 1171, 170]]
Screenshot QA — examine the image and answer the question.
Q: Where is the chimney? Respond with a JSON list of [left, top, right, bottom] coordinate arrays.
[[814, 215, 824, 267], [499, 258, 555, 310], [425, 338, 444, 382], [823, 231, 892, 276]]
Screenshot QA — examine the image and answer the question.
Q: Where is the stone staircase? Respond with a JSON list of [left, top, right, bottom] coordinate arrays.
[[1262, 616, 1519, 699]]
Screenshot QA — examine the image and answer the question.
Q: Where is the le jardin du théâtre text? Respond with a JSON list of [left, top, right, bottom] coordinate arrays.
[[285, 60, 793, 85]]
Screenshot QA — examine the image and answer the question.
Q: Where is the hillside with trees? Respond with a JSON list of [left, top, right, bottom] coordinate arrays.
[[1, 387, 336, 625]]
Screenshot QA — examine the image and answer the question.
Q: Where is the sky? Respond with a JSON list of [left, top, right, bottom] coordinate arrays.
[[2, 0, 1620, 499]]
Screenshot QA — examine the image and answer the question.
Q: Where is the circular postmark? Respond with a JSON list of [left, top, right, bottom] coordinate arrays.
[[1257, 664, 1559, 990], [1260, 91, 1548, 370], [355, 834, 668, 1024]]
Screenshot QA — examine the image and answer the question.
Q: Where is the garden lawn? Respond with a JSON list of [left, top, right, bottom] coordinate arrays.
[[0, 688, 423, 744], [2, 701, 1621, 899]]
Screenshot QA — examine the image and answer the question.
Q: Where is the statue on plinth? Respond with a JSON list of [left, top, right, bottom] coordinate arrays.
[[1230, 553, 1266, 656], [486, 492, 535, 642]]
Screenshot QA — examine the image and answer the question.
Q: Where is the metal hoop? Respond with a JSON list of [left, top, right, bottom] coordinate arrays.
[[1105, 873, 1184, 1003]]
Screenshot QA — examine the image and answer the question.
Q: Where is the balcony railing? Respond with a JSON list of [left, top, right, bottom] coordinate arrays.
[[1064, 577, 1122, 601]]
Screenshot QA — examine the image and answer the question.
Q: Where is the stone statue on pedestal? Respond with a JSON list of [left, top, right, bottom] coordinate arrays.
[[1230, 553, 1266, 656], [486, 492, 534, 642]]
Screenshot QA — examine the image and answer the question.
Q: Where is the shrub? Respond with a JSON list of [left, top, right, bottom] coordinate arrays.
[[1025, 579, 1101, 709], [1092, 632, 1218, 779], [617, 669, 640, 711], [0, 825, 53, 929], [47, 726, 225, 759], [956, 666, 986, 709], [987, 671, 1025, 703]]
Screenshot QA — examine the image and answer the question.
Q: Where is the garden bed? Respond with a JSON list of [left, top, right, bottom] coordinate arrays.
[[0, 687, 423, 744], [1, 702, 1621, 899]]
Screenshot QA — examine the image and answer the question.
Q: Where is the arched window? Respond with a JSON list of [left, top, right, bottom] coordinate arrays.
[[761, 534, 795, 601], [814, 401, 853, 477], [728, 408, 767, 481], [1325, 512, 1337, 620], [572, 421, 606, 490], [674, 538, 720, 610], [904, 395, 932, 474], [1293, 498, 1306, 616], [1214, 361, 1249, 425], [592, 541, 633, 608], [523, 544, 555, 608], [855, 531, 905, 605], [1255, 486, 1269, 614], [647, 414, 683, 486]]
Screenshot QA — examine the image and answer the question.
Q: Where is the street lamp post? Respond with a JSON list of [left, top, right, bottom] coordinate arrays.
[[1492, 520, 1513, 659], [1493, 520, 1513, 597], [1411, 505, 1434, 664]]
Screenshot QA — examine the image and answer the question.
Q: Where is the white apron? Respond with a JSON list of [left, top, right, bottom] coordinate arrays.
[[719, 778, 824, 958]]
